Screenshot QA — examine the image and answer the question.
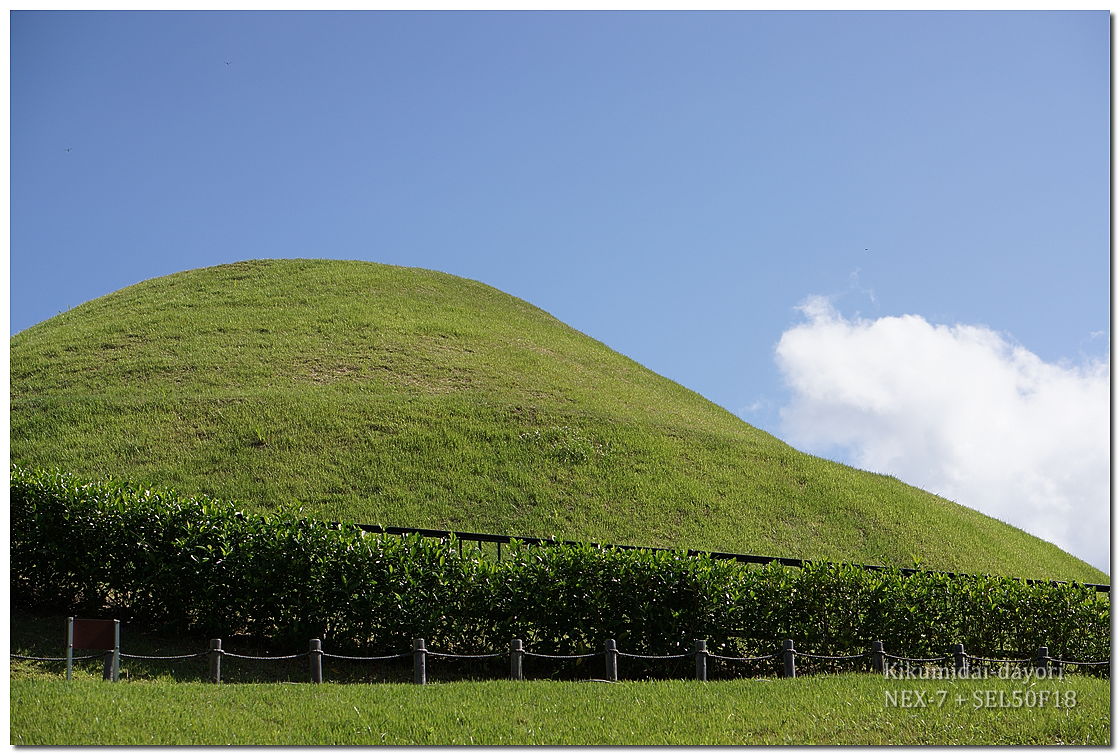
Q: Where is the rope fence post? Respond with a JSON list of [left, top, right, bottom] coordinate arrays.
[[1035, 646, 1050, 677], [510, 639, 524, 681], [694, 640, 708, 681], [953, 643, 968, 674], [209, 639, 223, 684], [413, 639, 427, 685], [870, 640, 885, 675], [310, 639, 323, 684], [605, 639, 618, 682], [782, 639, 796, 678]]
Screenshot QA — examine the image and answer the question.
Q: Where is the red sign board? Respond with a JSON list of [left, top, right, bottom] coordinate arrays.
[[71, 619, 117, 650]]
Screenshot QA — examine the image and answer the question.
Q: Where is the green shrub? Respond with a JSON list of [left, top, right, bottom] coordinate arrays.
[[10, 466, 1109, 668]]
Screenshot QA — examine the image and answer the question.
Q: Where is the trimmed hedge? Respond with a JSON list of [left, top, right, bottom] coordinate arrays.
[[11, 466, 1110, 666]]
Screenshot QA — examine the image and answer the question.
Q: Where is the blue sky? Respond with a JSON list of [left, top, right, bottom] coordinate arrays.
[[10, 11, 1109, 569]]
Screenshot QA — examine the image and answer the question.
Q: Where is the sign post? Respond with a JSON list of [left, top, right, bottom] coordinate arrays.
[[67, 618, 120, 681], [66, 617, 74, 681]]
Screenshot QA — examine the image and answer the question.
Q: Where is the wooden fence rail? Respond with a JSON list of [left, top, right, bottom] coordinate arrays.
[[340, 521, 1112, 594]]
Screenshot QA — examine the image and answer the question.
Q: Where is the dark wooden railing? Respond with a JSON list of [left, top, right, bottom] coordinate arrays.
[[345, 522, 1111, 594]]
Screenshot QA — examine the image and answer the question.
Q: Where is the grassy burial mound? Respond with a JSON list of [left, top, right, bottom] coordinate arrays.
[[9, 259, 1106, 583]]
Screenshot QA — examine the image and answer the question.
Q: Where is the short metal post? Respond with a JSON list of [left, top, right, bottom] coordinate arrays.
[[605, 639, 618, 682], [310, 639, 323, 684], [1035, 646, 1050, 677], [953, 643, 968, 674], [782, 639, 796, 678], [66, 617, 74, 681], [413, 639, 427, 685], [871, 640, 885, 675], [104, 619, 121, 682], [510, 639, 524, 681], [694, 640, 708, 681], [209, 639, 223, 684]]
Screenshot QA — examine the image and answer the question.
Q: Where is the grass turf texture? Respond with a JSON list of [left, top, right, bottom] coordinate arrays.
[[10, 258, 1105, 582], [10, 674, 1109, 746]]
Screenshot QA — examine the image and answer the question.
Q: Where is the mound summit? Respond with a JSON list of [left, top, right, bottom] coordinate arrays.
[[10, 259, 1106, 583]]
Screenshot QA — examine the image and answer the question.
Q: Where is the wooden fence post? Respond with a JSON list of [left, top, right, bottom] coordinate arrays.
[[870, 640, 885, 675], [694, 640, 708, 681], [309, 639, 323, 684], [953, 643, 968, 674], [413, 639, 427, 685], [782, 639, 797, 678], [605, 639, 618, 682], [510, 639, 524, 681], [209, 639, 223, 684], [1035, 646, 1050, 677]]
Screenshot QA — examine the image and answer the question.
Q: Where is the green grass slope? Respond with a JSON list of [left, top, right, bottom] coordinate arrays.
[[9, 259, 1106, 583]]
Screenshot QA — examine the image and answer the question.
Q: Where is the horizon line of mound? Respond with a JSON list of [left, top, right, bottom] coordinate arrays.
[[9, 258, 1107, 584]]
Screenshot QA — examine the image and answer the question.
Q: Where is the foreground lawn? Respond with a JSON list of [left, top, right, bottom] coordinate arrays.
[[10, 673, 1109, 745]]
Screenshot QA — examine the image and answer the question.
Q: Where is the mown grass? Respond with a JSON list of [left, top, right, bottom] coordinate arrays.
[[10, 674, 1109, 746], [10, 258, 1106, 582]]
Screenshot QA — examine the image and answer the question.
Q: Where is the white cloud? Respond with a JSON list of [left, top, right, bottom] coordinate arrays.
[[775, 296, 1110, 573]]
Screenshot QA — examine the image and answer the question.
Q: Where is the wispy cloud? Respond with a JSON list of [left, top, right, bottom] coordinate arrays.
[[775, 296, 1109, 573]]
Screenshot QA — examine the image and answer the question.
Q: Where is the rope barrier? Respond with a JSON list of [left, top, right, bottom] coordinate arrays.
[[322, 652, 411, 661], [223, 652, 309, 661], [13, 642, 1110, 682], [708, 653, 779, 662], [1052, 658, 1111, 667], [966, 655, 1029, 664]]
